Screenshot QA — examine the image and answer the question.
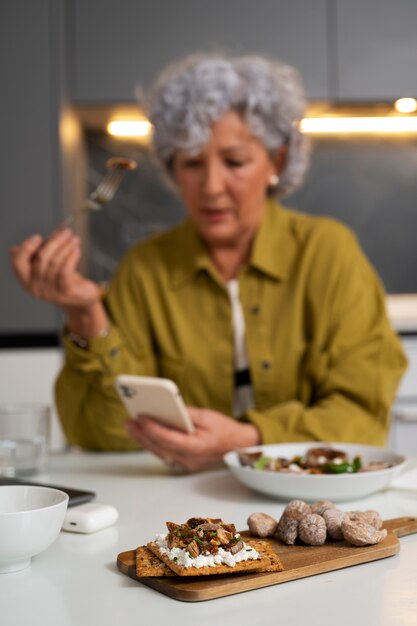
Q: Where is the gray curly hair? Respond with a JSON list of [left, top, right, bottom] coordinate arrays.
[[146, 52, 310, 198]]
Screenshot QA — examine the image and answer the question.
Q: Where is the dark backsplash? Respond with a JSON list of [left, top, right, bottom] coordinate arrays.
[[86, 131, 417, 293], [292, 136, 417, 294]]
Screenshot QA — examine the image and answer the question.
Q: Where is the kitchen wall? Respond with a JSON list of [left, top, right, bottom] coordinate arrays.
[[1, 0, 64, 338], [3, 0, 417, 338], [2, 0, 417, 452]]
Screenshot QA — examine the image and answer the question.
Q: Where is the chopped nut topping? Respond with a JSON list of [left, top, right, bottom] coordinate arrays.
[[165, 518, 244, 558]]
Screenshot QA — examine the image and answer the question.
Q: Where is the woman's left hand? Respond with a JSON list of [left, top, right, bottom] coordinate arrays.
[[125, 407, 260, 473]]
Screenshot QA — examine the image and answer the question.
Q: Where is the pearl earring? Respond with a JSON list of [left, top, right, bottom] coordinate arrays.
[[269, 174, 280, 187]]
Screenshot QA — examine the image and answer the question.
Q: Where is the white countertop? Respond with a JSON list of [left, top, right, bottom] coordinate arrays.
[[1, 451, 417, 626]]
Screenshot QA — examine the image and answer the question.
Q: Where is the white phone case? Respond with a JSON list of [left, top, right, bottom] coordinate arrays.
[[115, 375, 195, 433]]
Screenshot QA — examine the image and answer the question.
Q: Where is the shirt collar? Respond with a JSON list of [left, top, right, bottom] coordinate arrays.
[[170, 199, 297, 288], [170, 220, 221, 289], [248, 198, 297, 281]]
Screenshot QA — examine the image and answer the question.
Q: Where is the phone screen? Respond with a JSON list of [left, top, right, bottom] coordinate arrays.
[[0, 477, 96, 507]]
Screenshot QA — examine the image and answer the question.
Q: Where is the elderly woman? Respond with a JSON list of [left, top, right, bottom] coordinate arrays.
[[10, 53, 406, 472]]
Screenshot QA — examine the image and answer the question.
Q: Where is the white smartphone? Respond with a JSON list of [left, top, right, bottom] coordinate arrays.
[[115, 375, 195, 433]]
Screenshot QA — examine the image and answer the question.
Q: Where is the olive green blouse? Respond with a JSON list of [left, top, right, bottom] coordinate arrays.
[[55, 200, 407, 450]]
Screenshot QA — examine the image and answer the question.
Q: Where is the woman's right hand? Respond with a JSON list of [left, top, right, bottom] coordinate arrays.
[[9, 228, 103, 311]]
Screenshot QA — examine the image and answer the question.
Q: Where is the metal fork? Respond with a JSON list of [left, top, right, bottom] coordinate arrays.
[[63, 157, 137, 227]]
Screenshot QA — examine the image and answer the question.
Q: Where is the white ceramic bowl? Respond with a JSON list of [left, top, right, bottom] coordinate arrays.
[[224, 442, 407, 502], [0, 485, 69, 573]]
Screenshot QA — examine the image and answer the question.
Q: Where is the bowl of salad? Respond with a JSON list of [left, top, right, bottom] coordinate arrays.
[[223, 442, 406, 502]]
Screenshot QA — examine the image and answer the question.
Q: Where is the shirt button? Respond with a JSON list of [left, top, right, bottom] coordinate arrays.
[[110, 348, 120, 357], [251, 305, 260, 315], [261, 360, 271, 370]]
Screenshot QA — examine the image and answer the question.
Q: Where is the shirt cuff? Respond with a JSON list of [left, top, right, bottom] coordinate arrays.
[[62, 325, 124, 372], [244, 401, 304, 444]]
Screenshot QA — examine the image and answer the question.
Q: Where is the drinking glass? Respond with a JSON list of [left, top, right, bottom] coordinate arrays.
[[0, 404, 50, 477]]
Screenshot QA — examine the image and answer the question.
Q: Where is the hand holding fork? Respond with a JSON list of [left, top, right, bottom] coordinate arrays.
[[9, 156, 137, 316]]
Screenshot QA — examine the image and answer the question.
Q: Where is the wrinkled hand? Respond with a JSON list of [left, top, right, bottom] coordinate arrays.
[[9, 229, 102, 310], [125, 407, 260, 473]]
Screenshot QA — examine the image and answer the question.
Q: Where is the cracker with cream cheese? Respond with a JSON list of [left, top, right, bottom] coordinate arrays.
[[146, 538, 283, 577]]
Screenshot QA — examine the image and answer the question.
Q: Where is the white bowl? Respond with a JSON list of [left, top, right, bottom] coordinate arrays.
[[224, 442, 407, 502], [0, 485, 69, 573]]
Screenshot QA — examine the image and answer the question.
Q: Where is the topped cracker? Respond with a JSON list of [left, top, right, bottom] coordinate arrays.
[[144, 517, 283, 577], [147, 538, 283, 576]]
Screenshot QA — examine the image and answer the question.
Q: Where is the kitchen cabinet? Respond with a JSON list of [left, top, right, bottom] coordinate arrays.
[[0, 0, 66, 337], [335, 0, 417, 100], [70, 0, 417, 102], [72, 0, 329, 102]]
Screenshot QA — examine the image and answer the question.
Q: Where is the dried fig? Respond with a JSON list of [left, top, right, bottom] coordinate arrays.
[[284, 499, 311, 517], [298, 513, 327, 546], [310, 499, 336, 516], [323, 508, 348, 540], [347, 510, 382, 529], [276, 509, 301, 545], [247, 512, 278, 538], [341, 519, 387, 546]]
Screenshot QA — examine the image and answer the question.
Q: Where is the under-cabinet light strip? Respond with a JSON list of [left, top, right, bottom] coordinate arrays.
[[300, 116, 417, 134], [106, 116, 417, 137], [107, 120, 152, 137]]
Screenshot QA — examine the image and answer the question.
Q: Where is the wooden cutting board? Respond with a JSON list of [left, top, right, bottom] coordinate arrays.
[[117, 517, 417, 602]]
